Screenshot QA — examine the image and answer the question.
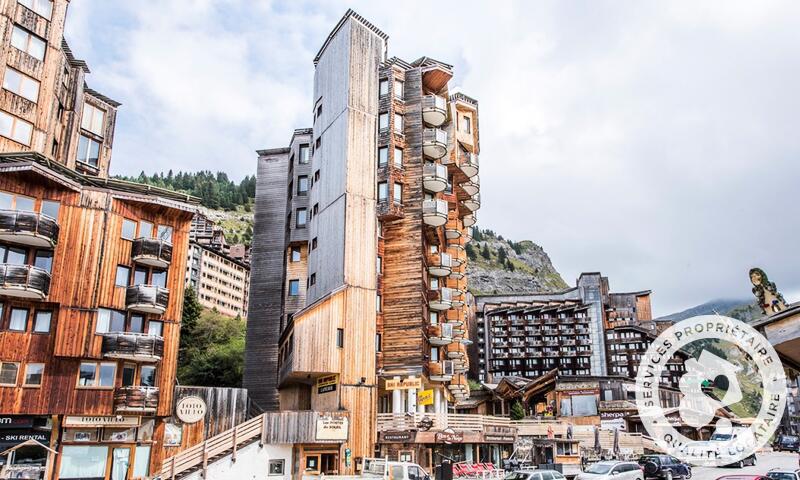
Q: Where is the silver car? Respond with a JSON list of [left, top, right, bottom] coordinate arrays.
[[506, 470, 567, 480], [576, 462, 644, 480]]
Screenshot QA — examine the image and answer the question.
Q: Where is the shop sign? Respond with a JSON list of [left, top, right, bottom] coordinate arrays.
[[63, 416, 140, 427], [600, 400, 637, 411], [176, 396, 207, 424], [315, 416, 349, 441], [317, 375, 338, 394], [560, 389, 599, 396], [418, 389, 434, 406], [382, 431, 415, 443], [386, 377, 422, 391], [484, 434, 516, 443], [0, 430, 50, 444], [600, 418, 627, 431], [483, 425, 516, 442], [435, 430, 464, 444], [0, 416, 33, 429], [600, 411, 630, 420], [557, 381, 599, 391]]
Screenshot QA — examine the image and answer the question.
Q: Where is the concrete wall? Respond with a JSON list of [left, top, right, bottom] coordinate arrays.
[[181, 442, 292, 480]]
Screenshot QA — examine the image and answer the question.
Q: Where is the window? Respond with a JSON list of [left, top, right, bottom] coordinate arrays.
[[0, 110, 33, 145], [129, 314, 144, 333], [394, 147, 403, 167], [311, 237, 318, 250], [10, 26, 45, 61], [431, 347, 439, 362], [121, 219, 137, 240], [96, 308, 126, 334], [377, 256, 382, 274], [269, 459, 285, 476], [315, 103, 322, 120], [299, 144, 310, 164], [76, 134, 100, 167], [378, 113, 389, 130], [393, 183, 403, 203], [133, 267, 147, 285], [0, 362, 19, 386], [313, 203, 319, 216], [23, 363, 43, 386], [394, 113, 403, 134], [290, 246, 301, 262], [288, 279, 300, 296], [139, 220, 154, 238], [147, 320, 163, 337], [41, 200, 59, 220], [9, 307, 28, 331], [379, 79, 389, 96], [336, 328, 344, 348], [122, 364, 135, 387], [378, 146, 388, 167], [133, 445, 151, 478], [394, 80, 404, 99], [33, 311, 51, 333], [3, 67, 40, 102], [430, 312, 439, 325], [59, 446, 108, 478], [77, 362, 116, 388], [315, 137, 321, 151], [377, 182, 388, 201], [115, 265, 130, 287], [19, 0, 52, 19], [297, 176, 309, 195], [314, 169, 320, 182], [463, 115, 472, 133], [34, 249, 52, 272], [376, 294, 382, 312], [81, 102, 105, 136], [295, 208, 307, 227], [1, 245, 26, 264], [376, 333, 382, 352], [140, 365, 156, 387], [309, 273, 316, 286], [157, 225, 173, 243]]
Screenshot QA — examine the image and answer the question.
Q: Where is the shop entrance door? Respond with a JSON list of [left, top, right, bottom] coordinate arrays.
[[110, 447, 131, 480], [321, 453, 339, 474]]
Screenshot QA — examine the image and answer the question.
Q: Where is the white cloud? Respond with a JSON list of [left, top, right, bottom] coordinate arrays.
[[65, 0, 800, 315]]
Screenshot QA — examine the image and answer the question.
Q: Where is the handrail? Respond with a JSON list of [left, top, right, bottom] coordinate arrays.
[[0, 264, 51, 296], [0, 209, 60, 246]]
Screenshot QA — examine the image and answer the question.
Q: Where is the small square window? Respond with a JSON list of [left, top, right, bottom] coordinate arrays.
[[379, 79, 389, 96], [379, 113, 389, 130], [9, 308, 28, 331], [290, 247, 301, 262], [0, 362, 19, 386], [148, 320, 163, 337], [121, 219, 137, 240], [288, 279, 300, 296], [139, 220, 154, 239], [33, 311, 51, 333], [23, 363, 43, 387], [336, 328, 344, 348], [269, 459, 285, 476], [115, 265, 130, 287], [378, 147, 388, 167]]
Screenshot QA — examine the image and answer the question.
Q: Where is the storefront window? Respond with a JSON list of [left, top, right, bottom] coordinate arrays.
[[133, 445, 151, 478], [59, 445, 108, 479], [561, 394, 597, 417]]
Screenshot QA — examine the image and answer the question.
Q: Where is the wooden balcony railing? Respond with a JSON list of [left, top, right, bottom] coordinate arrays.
[[0, 264, 50, 300], [0, 209, 59, 248], [114, 386, 159, 413], [102, 332, 164, 362], [126, 285, 169, 314], [131, 237, 173, 268]]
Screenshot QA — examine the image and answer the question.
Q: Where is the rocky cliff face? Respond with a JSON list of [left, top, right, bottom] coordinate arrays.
[[466, 229, 568, 295]]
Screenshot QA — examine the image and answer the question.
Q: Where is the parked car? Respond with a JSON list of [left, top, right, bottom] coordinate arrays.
[[766, 469, 800, 480], [506, 470, 567, 480], [715, 476, 769, 480], [773, 435, 800, 452], [575, 461, 643, 480], [638, 455, 692, 480]]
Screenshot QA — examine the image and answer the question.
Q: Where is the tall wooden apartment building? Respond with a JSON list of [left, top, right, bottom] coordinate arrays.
[[0, 1, 196, 478], [245, 10, 481, 474]]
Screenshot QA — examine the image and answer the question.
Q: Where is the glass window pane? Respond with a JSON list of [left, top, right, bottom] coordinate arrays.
[[0, 191, 12, 209], [379, 79, 388, 96], [133, 267, 147, 285], [139, 221, 154, 238], [147, 321, 163, 337], [133, 445, 151, 477], [34, 250, 52, 272], [11, 27, 28, 52], [151, 270, 167, 288], [140, 366, 156, 387], [3, 69, 21, 93], [5, 246, 25, 264], [96, 309, 110, 333], [0, 363, 19, 385], [41, 200, 59, 219], [157, 225, 173, 243], [9, 308, 28, 331], [20, 75, 39, 102], [87, 138, 100, 166], [78, 363, 96, 386], [115, 266, 130, 287], [379, 113, 388, 129], [129, 315, 144, 333], [15, 195, 34, 211], [33, 311, 51, 333], [98, 363, 116, 387], [12, 117, 32, 145], [299, 144, 309, 163], [27, 35, 45, 61], [109, 311, 126, 333], [296, 209, 307, 226], [24, 363, 43, 385], [394, 148, 403, 166], [92, 108, 105, 135], [121, 219, 136, 240], [0, 111, 13, 138], [59, 446, 109, 478], [378, 147, 388, 166], [122, 364, 135, 387]]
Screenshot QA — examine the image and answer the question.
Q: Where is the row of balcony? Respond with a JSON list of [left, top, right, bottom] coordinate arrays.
[[421, 95, 479, 178], [491, 328, 591, 337], [493, 349, 592, 359], [492, 316, 591, 325]]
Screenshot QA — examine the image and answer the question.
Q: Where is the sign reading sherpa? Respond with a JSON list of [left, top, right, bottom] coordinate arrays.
[[176, 396, 207, 424], [315, 416, 349, 441]]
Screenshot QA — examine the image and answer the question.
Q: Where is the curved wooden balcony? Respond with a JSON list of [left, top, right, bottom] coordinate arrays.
[[0, 264, 50, 299], [448, 374, 469, 400], [453, 361, 468, 374], [445, 308, 464, 326], [131, 237, 173, 268], [428, 287, 454, 311], [427, 323, 454, 346], [449, 263, 465, 280], [378, 200, 404, 221], [114, 386, 159, 413], [446, 342, 467, 360], [462, 193, 481, 212], [126, 285, 169, 314], [460, 152, 479, 178], [447, 244, 465, 267], [448, 322, 466, 336], [102, 332, 164, 362], [423, 128, 448, 159], [462, 213, 476, 227], [422, 94, 447, 127], [444, 217, 463, 240], [423, 163, 448, 193], [428, 360, 454, 382], [427, 251, 452, 277], [462, 177, 479, 196], [0, 209, 59, 248], [422, 199, 448, 227]]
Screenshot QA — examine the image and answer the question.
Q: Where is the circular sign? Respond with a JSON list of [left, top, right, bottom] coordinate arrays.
[[176, 396, 207, 424], [635, 315, 786, 467]]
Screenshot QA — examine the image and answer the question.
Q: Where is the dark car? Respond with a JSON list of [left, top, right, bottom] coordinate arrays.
[[774, 435, 800, 452], [638, 455, 692, 480]]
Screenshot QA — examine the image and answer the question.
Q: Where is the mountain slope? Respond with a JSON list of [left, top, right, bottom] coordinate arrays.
[[657, 299, 762, 323], [466, 229, 568, 295]]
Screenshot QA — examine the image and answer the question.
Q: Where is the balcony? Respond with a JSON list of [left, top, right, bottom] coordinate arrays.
[[427, 251, 452, 277], [423, 163, 449, 193], [449, 263, 465, 280], [422, 94, 448, 127], [428, 323, 454, 346], [463, 193, 481, 212], [462, 178, 480, 196], [460, 152, 479, 178], [102, 332, 164, 362], [447, 244, 465, 268], [448, 374, 469, 401], [131, 237, 173, 268], [422, 199, 449, 227], [378, 200, 404, 221], [446, 342, 467, 360], [423, 128, 448, 159], [0, 209, 59, 248], [428, 287, 454, 311], [428, 360, 454, 382], [0, 264, 50, 299], [126, 285, 169, 314], [462, 213, 476, 227], [114, 386, 159, 413]]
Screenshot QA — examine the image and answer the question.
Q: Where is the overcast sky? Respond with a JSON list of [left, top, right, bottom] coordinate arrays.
[[65, 1, 800, 316]]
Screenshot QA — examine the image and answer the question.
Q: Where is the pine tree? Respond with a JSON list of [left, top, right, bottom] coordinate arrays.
[[497, 247, 508, 264], [481, 244, 491, 260], [510, 400, 525, 420], [466, 243, 477, 261], [507, 259, 516, 272]]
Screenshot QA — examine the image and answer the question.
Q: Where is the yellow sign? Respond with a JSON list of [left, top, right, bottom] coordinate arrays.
[[418, 389, 434, 406], [317, 374, 338, 394], [385, 377, 423, 391]]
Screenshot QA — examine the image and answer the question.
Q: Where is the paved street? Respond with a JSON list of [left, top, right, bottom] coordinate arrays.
[[691, 452, 799, 480]]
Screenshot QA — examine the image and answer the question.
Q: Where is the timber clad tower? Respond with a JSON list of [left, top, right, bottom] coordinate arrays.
[[0, 1, 196, 478], [245, 10, 482, 473]]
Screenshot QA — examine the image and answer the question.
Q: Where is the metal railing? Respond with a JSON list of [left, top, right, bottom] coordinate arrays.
[[131, 237, 173, 265], [125, 285, 169, 312], [422, 199, 449, 217], [422, 94, 447, 112], [102, 332, 164, 361], [423, 127, 448, 146], [0, 209, 59, 246], [423, 163, 448, 182], [114, 386, 159, 412], [0, 264, 50, 297]]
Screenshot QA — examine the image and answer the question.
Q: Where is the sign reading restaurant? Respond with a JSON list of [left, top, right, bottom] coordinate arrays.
[[63, 416, 141, 427]]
